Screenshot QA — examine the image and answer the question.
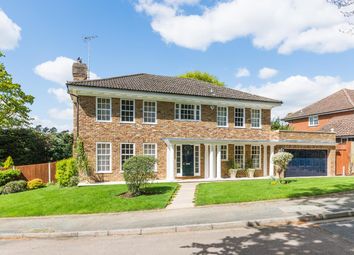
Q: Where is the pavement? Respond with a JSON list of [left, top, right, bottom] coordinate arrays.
[[166, 182, 197, 209], [1, 191, 354, 239], [2, 218, 354, 254]]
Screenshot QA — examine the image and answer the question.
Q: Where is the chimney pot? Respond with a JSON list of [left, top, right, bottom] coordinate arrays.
[[72, 58, 87, 81]]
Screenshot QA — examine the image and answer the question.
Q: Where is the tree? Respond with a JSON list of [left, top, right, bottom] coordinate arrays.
[[271, 118, 292, 131], [0, 52, 34, 128], [272, 151, 293, 183], [179, 71, 225, 86], [123, 156, 157, 196]]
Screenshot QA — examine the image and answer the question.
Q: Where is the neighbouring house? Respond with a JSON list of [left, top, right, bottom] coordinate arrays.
[[284, 89, 354, 144], [67, 60, 336, 181], [284, 88, 354, 176]]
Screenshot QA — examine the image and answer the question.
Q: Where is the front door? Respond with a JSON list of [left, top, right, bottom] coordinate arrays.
[[182, 145, 194, 176]]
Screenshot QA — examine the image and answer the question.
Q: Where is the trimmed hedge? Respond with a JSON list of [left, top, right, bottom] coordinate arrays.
[[55, 158, 78, 187], [2, 180, 27, 195], [27, 178, 45, 190], [0, 169, 21, 186]]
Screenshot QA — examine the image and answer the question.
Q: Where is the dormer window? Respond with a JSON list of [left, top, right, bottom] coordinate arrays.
[[308, 115, 319, 127]]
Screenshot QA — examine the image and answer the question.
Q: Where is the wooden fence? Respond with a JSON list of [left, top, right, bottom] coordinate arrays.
[[16, 162, 56, 183]]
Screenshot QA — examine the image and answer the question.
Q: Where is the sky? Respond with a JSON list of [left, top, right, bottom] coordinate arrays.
[[2, 0, 354, 130]]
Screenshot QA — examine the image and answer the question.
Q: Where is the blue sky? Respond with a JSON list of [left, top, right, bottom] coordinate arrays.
[[2, 0, 354, 130]]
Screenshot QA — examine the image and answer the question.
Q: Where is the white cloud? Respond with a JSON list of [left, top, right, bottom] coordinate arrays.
[[48, 108, 73, 120], [34, 56, 99, 85], [258, 67, 278, 80], [235, 68, 250, 78], [0, 9, 21, 50], [235, 75, 354, 118], [135, 0, 354, 54], [48, 88, 71, 104], [32, 115, 71, 131]]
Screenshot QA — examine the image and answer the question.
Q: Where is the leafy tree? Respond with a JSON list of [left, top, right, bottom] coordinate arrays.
[[179, 71, 225, 86], [272, 151, 293, 183], [271, 118, 292, 131], [0, 126, 73, 165], [0, 52, 34, 128]]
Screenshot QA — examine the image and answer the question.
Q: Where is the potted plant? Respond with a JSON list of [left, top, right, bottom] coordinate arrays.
[[245, 158, 256, 178], [228, 160, 241, 179]]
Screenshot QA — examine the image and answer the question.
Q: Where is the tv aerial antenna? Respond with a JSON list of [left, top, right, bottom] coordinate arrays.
[[83, 35, 98, 79]]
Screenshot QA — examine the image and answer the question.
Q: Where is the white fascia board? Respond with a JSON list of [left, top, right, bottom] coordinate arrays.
[[67, 85, 281, 109]]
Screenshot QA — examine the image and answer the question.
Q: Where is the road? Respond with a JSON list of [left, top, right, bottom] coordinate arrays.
[[1, 218, 354, 255]]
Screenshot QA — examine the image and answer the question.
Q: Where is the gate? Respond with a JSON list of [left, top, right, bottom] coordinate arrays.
[[336, 142, 351, 176]]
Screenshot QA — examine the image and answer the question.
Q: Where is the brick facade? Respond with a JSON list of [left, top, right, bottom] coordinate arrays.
[[74, 96, 337, 181]]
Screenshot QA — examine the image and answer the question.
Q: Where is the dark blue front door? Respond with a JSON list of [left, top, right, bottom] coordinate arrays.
[[182, 145, 194, 176], [285, 150, 327, 177]]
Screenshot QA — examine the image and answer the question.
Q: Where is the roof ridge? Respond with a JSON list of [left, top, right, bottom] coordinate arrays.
[[67, 73, 147, 84], [343, 88, 354, 107]]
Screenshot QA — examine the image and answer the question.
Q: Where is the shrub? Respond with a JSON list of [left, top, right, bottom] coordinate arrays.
[[272, 151, 293, 182], [2, 180, 27, 195], [3, 156, 14, 169], [75, 137, 90, 176], [68, 176, 80, 187], [123, 155, 157, 196], [27, 178, 45, 190], [0, 169, 21, 186], [55, 158, 78, 187]]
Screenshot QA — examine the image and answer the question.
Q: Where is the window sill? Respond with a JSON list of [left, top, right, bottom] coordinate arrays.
[[120, 121, 136, 124], [96, 120, 112, 123], [95, 171, 112, 174], [234, 126, 246, 129], [142, 122, 158, 125]]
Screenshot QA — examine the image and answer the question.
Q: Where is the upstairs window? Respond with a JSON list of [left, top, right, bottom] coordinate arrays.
[[308, 115, 319, 127], [234, 108, 245, 128], [120, 99, 135, 123], [251, 109, 261, 128], [96, 98, 111, 122], [217, 107, 228, 127], [175, 104, 201, 121], [143, 101, 157, 124]]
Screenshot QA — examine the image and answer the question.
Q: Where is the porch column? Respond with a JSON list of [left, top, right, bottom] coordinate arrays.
[[216, 145, 222, 179], [166, 143, 175, 181], [269, 145, 275, 177], [209, 145, 215, 179], [204, 144, 209, 179], [263, 145, 268, 177]]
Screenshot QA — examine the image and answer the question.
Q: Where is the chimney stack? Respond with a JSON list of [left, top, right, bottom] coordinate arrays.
[[72, 57, 88, 81]]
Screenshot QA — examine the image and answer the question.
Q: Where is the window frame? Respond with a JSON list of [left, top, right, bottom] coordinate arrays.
[[251, 109, 262, 129], [120, 99, 135, 123], [234, 145, 245, 168], [143, 101, 157, 124], [221, 145, 228, 161], [96, 97, 112, 122], [308, 115, 319, 127], [143, 143, 158, 172], [251, 145, 261, 169], [96, 142, 112, 173], [234, 108, 245, 128], [120, 143, 135, 172], [217, 106, 228, 127], [175, 103, 201, 121], [194, 145, 201, 176]]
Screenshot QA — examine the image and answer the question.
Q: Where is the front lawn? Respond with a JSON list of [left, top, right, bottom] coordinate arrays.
[[196, 177, 354, 206], [0, 183, 178, 217]]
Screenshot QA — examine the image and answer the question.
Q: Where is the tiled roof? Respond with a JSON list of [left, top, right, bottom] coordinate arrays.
[[284, 89, 354, 120], [320, 115, 354, 137], [67, 73, 282, 104]]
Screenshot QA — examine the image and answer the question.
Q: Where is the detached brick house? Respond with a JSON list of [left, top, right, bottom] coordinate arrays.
[[284, 89, 354, 144], [67, 60, 336, 181]]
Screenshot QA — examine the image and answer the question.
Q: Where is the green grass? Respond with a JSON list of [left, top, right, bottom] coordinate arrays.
[[0, 183, 178, 217], [196, 177, 354, 206]]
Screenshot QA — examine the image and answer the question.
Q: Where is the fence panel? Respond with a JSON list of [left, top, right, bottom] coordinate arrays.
[[16, 162, 56, 183]]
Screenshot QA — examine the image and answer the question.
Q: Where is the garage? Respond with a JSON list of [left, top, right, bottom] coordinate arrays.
[[285, 149, 327, 177]]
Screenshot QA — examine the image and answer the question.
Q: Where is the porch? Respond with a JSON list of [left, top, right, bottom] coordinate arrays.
[[164, 131, 337, 181]]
